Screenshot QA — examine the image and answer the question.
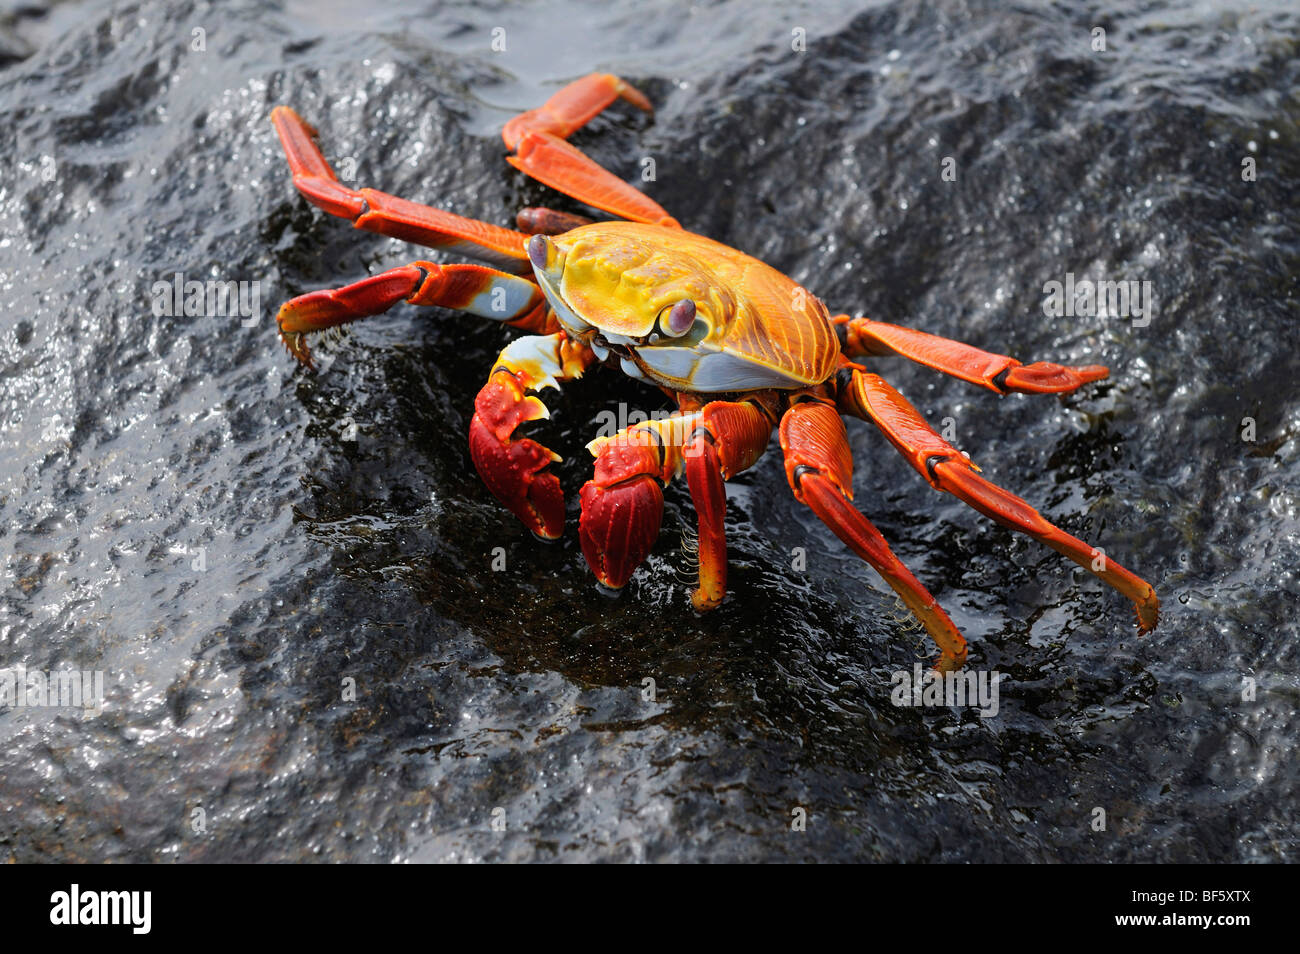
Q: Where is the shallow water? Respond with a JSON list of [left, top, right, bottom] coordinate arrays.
[[0, 0, 1296, 862]]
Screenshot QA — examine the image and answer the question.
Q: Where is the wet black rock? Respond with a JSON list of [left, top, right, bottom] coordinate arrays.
[[0, 0, 1296, 862]]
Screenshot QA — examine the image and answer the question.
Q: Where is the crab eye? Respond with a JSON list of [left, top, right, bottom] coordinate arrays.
[[527, 234, 550, 270], [658, 299, 696, 338]]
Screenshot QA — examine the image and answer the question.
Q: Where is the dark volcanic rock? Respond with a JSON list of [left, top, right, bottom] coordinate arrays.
[[0, 0, 1296, 862]]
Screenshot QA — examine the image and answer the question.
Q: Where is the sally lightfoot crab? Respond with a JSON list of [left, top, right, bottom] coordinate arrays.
[[270, 73, 1160, 670]]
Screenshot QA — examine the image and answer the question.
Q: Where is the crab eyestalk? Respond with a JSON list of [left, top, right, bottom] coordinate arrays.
[[528, 234, 550, 270]]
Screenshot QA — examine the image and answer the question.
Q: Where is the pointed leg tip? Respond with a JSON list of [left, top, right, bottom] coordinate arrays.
[[1135, 591, 1161, 634], [619, 82, 654, 114], [1001, 362, 1111, 393], [278, 330, 316, 370], [932, 647, 969, 672], [690, 588, 723, 613]]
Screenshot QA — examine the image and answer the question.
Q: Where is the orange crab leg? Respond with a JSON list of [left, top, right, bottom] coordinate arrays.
[[276, 261, 551, 369], [779, 396, 968, 671], [838, 368, 1160, 632], [470, 333, 596, 539], [501, 74, 679, 228], [515, 207, 594, 235], [502, 73, 653, 149], [271, 106, 534, 273], [681, 399, 773, 610], [836, 315, 1109, 395]]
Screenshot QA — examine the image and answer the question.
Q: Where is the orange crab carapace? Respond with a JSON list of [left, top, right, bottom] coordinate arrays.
[[269, 73, 1159, 670]]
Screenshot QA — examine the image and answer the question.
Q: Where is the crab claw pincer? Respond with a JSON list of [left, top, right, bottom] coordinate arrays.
[[578, 440, 665, 591], [469, 370, 565, 539]]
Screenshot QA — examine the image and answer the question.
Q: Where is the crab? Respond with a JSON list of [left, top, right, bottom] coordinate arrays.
[[269, 72, 1159, 670]]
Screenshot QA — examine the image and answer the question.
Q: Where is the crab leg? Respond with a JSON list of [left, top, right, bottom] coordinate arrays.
[[502, 73, 654, 147], [276, 261, 552, 369], [838, 368, 1160, 632], [501, 73, 679, 227], [579, 399, 772, 604], [271, 106, 534, 273], [779, 396, 968, 671], [836, 315, 1109, 395], [470, 333, 596, 539], [679, 399, 773, 610], [515, 207, 595, 235]]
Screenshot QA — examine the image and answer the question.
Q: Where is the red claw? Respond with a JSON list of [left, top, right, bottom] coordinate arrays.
[[578, 477, 664, 590], [468, 372, 565, 539]]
